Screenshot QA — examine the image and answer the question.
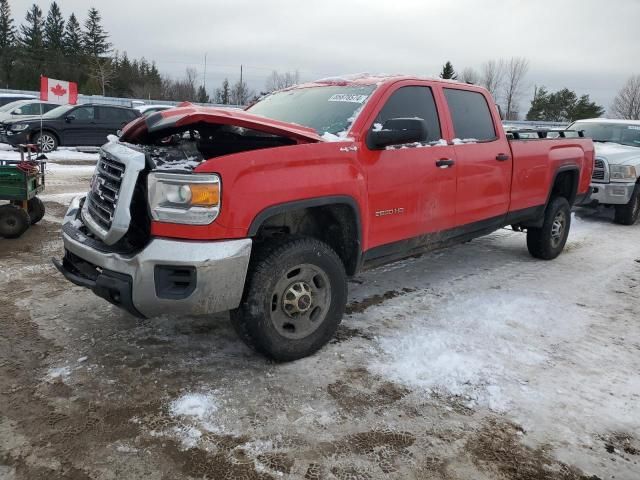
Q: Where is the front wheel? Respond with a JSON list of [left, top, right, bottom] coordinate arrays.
[[613, 183, 640, 225], [34, 131, 58, 153], [230, 237, 347, 361], [527, 197, 571, 260]]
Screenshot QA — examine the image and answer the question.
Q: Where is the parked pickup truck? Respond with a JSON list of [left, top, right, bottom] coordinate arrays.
[[54, 75, 594, 360], [568, 118, 640, 225]]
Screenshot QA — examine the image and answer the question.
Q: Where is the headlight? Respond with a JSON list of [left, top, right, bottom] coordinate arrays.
[[609, 165, 637, 182], [10, 123, 28, 132], [148, 172, 220, 224]]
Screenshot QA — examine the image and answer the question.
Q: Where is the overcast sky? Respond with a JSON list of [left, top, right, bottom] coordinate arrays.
[[13, 0, 640, 114]]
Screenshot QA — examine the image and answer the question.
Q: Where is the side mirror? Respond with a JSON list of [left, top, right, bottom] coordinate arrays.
[[65, 115, 75, 123], [13, 108, 22, 115], [367, 118, 428, 149]]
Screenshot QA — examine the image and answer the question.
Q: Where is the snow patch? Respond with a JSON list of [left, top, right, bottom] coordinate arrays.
[[370, 291, 583, 412], [170, 392, 219, 419], [46, 366, 71, 381]]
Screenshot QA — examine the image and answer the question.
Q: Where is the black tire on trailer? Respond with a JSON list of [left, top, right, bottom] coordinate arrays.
[[27, 197, 45, 224], [526, 197, 571, 260], [230, 237, 348, 361], [0, 204, 30, 239], [613, 183, 640, 226], [34, 131, 58, 153]]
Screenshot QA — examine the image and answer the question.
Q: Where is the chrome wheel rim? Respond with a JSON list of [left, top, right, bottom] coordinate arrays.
[[550, 210, 567, 248], [270, 263, 331, 340], [38, 135, 55, 152]]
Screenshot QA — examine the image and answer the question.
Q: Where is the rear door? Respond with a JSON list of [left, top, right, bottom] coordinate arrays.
[[96, 107, 134, 144], [62, 106, 97, 145], [362, 83, 457, 252], [442, 88, 512, 228]]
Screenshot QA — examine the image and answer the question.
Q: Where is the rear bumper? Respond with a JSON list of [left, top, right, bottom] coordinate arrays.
[[54, 195, 252, 318], [589, 182, 636, 205]]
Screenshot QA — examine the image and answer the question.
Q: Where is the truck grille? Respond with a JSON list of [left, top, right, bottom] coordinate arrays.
[[85, 154, 126, 230], [592, 158, 607, 182]]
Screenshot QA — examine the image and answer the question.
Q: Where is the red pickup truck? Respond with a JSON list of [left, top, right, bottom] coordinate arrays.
[[54, 75, 594, 360]]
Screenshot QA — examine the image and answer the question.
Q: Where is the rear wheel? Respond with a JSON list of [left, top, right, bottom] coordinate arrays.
[[27, 197, 45, 224], [230, 237, 347, 361], [613, 183, 640, 225], [0, 204, 30, 238], [527, 197, 571, 260], [34, 131, 58, 152]]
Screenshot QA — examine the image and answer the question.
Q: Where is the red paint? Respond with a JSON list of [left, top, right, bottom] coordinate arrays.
[[148, 76, 594, 254]]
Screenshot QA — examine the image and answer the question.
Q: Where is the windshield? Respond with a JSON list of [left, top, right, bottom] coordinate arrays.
[[246, 85, 376, 136], [41, 104, 74, 119], [0, 100, 29, 113], [570, 121, 640, 148]]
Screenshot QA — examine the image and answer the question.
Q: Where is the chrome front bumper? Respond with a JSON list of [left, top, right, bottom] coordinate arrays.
[[55, 196, 252, 318], [590, 182, 636, 205]]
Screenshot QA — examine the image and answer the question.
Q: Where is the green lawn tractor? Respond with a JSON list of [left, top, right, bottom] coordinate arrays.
[[0, 145, 46, 239]]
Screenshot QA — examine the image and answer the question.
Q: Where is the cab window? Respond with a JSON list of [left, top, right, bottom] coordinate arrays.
[[374, 86, 441, 142], [444, 88, 497, 141]]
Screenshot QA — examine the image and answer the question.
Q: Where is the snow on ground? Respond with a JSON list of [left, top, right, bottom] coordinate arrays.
[[0, 143, 99, 162], [170, 392, 219, 419]]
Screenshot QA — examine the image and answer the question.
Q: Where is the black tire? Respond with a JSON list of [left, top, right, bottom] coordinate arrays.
[[27, 197, 45, 225], [613, 183, 640, 226], [230, 237, 348, 361], [34, 131, 58, 153], [0, 204, 30, 239], [526, 197, 571, 260]]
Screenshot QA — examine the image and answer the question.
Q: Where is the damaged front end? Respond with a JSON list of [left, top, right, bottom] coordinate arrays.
[[53, 105, 323, 318]]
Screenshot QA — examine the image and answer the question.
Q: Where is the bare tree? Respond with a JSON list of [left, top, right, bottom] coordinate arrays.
[[480, 59, 505, 100], [503, 57, 530, 120], [611, 74, 640, 120], [160, 69, 199, 102], [88, 56, 116, 96], [459, 67, 479, 85], [265, 70, 300, 92]]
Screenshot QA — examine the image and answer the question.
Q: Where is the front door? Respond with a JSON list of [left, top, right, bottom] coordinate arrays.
[[362, 84, 457, 253], [63, 106, 97, 146]]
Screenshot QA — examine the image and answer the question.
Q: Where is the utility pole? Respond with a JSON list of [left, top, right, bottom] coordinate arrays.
[[240, 64, 244, 104], [203, 53, 207, 93]]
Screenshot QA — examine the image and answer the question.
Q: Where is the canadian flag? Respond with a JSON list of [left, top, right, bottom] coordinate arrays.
[[40, 76, 78, 105]]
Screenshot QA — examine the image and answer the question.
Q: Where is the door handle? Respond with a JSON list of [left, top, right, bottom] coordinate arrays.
[[436, 158, 455, 168], [496, 153, 510, 161]]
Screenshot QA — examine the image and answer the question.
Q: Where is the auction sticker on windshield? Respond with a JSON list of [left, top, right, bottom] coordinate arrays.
[[328, 94, 369, 103]]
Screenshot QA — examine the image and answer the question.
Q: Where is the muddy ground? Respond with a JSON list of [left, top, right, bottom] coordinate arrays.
[[0, 161, 639, 479]]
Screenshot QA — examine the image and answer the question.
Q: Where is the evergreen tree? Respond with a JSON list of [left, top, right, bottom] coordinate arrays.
[[570, 94, 604, 120], [197, 85, 209, 103], [439, 61, 457, 80], [63, 13, 82, 55], [215, 78, 230, 104], [526, 86, 549, 121], [18, 3, 45, 87], [83, 7, 110, 57], [20, 4, 44, 52], [526, 86, 604, 122], [0, 0, 16, 86], [0, 0, 15, 49], [44, 1, 65, 51]]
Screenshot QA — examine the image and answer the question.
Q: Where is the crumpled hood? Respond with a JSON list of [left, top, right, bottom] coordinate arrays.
[[595, 142, 640, 166], [120, 104, 324, 144]]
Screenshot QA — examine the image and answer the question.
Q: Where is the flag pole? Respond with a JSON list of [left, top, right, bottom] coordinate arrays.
[[38, 75, 46, 160]]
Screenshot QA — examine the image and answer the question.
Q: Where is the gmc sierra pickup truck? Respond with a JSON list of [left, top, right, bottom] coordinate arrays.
[[54, 75, 594, 361]]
